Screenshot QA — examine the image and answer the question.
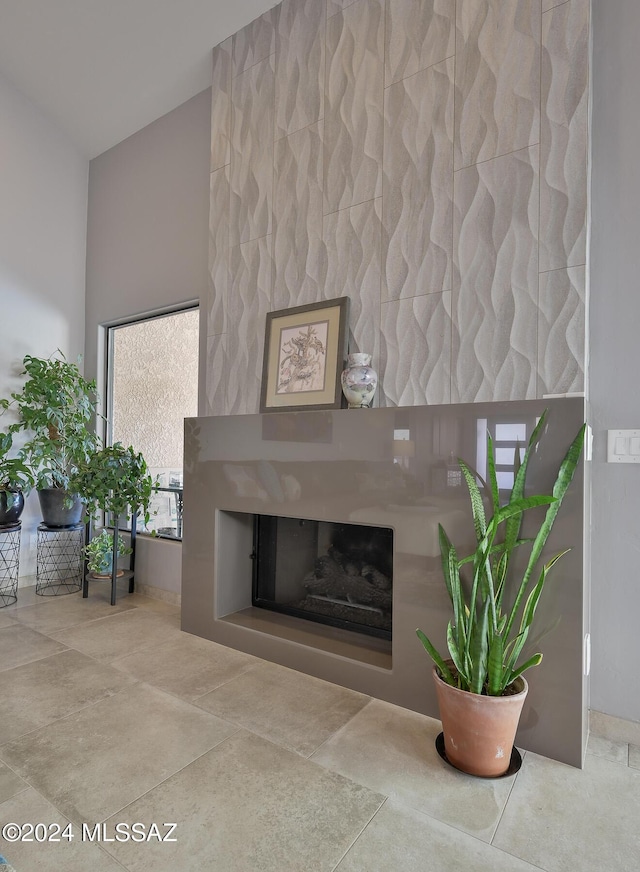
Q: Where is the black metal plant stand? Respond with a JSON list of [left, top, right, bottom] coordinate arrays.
[[82, 512, 137, 606], [35, 523, 84, 596], [0, 523, 21, 607]]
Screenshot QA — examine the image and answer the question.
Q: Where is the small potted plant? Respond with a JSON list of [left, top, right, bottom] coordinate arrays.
[[71, 443, 156, 604], [416, 410, 585, 777], [1, 352, 99, 526], [83, 528, 132, 577], [0, 432, 34, 527]]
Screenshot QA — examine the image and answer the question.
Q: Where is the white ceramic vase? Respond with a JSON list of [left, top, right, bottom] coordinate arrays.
[[341, 353, 378, 409]]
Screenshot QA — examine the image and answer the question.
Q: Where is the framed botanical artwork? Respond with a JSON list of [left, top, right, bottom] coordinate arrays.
[[260, 297, 349, 413]]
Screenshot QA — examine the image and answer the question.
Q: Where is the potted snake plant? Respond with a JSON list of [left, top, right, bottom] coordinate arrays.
[[416, 410, 585, 777]]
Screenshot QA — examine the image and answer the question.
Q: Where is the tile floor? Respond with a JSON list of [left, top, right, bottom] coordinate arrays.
[[0, 584, 638, 871]]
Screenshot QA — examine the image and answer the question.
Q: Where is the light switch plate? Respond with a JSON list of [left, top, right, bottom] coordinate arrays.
[[607, 429, 640, 462]]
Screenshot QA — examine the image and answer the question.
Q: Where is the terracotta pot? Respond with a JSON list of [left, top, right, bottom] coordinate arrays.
[[433, 664, 528, 777]]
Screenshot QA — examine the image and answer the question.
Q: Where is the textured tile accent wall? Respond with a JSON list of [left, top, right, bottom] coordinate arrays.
[[206, 0, 589, 414]]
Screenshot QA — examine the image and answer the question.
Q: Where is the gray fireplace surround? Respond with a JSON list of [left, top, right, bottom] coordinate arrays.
[[182, 399, 587, 767]]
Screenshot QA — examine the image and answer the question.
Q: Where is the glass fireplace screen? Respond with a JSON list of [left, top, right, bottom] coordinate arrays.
[[252, 515, 393, 639]]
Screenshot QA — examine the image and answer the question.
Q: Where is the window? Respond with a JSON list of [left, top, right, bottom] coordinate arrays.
[[476, 416, 536, 498], [106, 307, 199, 538]]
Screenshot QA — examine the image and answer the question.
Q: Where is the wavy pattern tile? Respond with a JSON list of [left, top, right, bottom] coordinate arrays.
[[227, 237, 272, 415], [383, 57, 454, 301], [324, 198, 382, 367], [327, 0, 359, 18], [207, 0, 589, 413], [210, 38, 232, 171], [453, 146, 539, 403], [380, 293, 452, 407], [206, 334, 228, 417], [455, 0, 540, 169], [275, 0, 325, 139], [385, 0, 455, 86], [538, 266, 585, 397], [540, 0, 589, 272], [273, 122, 327, 311], [324, 0, 384, 214], [232, 7, 278, 77], [229, 55, 275, 246], [208, 166, 230, 336]]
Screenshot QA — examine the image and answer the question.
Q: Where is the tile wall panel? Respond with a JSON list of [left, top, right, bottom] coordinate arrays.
[[227, 237, 272, 414], [232, 7, 278, 77], [272, 122, 326, 311], [229, 55, 275, 246], [455, 0, 540, 169], [207, 0, 589, 410], [538, 266, 586, 396], [382, 57, 454, 302], [205, 334, 228, 417], [229, 56, 274, 245], [453, 147, 539, 403], [275, 0, 325, 139], [327, 0, 360, 19], [540, 0, 589, 272], [380, 292, 452, 406], [385, 0, 455, 86], [208, 166, 230, 336], [324, 0, 385, 214], [324, 198, 382, 368], [210, 38, 232, 172]]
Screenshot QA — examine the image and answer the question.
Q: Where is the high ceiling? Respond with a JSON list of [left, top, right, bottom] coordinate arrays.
[[0, 0, 276, 158]]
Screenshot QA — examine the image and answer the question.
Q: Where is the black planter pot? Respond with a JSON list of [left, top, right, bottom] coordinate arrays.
[[37, 488, 84, 528], [0, 489, 25, 527]]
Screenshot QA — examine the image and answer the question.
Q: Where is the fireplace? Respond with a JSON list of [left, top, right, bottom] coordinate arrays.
[[181, 399, 588, 767], [252, 515, 393, 639]]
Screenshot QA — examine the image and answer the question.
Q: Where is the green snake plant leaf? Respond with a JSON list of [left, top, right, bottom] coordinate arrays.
[[504, 653, 543, 690], [416, 629, 456, 686], [486, 433, 500, 516], [469, 597, 490, 694], [459, 459, 487, 543], [504, 412, 548, 558], [487, 630, 505, 696], [446, 621, 467, 683], [504, 423, 586, 640]]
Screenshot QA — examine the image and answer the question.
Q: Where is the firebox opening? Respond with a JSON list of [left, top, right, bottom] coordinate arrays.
[[252, 515, 393, 640]]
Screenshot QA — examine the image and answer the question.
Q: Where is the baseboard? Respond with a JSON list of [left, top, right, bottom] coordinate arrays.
[[590, 710, 640, 746], [135, 582, 181, 607]]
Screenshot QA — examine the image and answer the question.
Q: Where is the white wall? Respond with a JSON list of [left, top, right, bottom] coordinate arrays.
[[0, 71, 89, 577], [84, 87, 211, 594], [589, 0, 640, 724]]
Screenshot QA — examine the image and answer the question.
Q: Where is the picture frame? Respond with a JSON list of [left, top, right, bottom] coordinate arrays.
[[260, 297, 349, 413]]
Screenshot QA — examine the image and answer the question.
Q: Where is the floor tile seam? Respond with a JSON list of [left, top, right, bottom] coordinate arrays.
[[72, 629, 192, 665], [0, 781, 31, 806], [93, 728, 244, 831], [376, 792, 499, 847], [96, 841, 131, 871], [329, 795, 389, 872], [0, 645, 98, 679], [309, 697, 378, 762], [187, 661, 268, 704], [0, 678, 144, 754], [586, 749, 632, 769], [9, 610, 140, 640], [490, 748, 528, 845], [0, 644, 73, 674]]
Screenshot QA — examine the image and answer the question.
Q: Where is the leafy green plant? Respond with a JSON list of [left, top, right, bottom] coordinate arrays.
[[0, 432, 34, 492], [70, 443, 156, 527], [83, 528, 132, 575], [416, 411, 585, 696], [1, 352, 99, 490]]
